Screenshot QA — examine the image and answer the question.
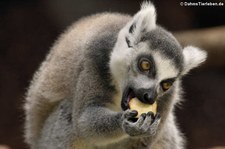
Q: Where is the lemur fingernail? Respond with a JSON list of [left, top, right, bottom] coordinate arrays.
[[155, 113, 161, 119], [141, 113, 146, 118], [147, 112, 154, 117], [130, 110, 138, 116]]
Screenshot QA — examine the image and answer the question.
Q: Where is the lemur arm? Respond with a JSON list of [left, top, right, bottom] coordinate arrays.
[[76, 105, 127, 145], [72, 65, 128, 145]]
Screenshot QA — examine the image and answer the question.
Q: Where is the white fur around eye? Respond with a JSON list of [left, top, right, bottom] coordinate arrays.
[[153, 52, 179, 82], [182, 46, 207, 75], [110, 2, 157, 90]]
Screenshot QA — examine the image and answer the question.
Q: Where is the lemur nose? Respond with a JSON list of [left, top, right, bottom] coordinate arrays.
[[134, 88, 157, 104], [143, 93, 156, 104]]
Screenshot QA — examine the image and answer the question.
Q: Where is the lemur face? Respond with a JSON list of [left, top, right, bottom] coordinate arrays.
[[119, 27, 184, 110], [109, 2, 207, 111]]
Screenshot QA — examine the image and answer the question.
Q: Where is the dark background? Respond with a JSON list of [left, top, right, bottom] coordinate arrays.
[[0, 0, 225, 149]]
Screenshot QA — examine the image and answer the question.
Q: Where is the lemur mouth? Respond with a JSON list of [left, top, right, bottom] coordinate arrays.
[[121, 88, 135, 111], [121, 87, 158, 116]]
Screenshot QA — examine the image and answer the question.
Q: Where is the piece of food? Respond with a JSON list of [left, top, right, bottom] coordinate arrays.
[[129, 97, 157, 118]]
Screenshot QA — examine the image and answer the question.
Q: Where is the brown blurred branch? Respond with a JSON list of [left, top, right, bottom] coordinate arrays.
[[174, 26, 225, 68]]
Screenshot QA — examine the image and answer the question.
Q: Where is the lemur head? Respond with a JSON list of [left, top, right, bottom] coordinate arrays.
[[110, 2, 207, 111]]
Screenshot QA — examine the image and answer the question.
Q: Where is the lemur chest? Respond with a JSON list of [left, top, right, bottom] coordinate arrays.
[[94, 139, 151, 149]]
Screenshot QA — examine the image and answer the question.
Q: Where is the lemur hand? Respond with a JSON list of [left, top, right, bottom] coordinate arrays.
[[122, 109, 161, 137]]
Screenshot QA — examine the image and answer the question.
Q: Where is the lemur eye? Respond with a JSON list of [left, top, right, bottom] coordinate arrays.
[[161, 82, 172, 91], [139, 59, 151, 72], [161, 78, 176, 91]]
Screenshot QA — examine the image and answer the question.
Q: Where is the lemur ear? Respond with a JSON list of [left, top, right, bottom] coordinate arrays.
[[182, 46, 207, 75], [124, 1, 157, 47]]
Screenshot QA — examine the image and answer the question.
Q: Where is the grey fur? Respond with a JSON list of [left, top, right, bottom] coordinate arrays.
[[143, 27, 184, 71], [24, 3, 207, 149]]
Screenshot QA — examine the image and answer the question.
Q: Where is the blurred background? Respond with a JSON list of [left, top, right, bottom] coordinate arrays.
[[0, 0, 225, 149]]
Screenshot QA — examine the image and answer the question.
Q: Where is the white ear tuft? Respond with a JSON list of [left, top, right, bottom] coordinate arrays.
[[138, 1, 157, 31], [121, 1, 156, 47], [182, 46, 207, 74]]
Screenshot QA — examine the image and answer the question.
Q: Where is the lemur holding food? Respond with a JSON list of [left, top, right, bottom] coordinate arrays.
[[24, 2, 207, 149]]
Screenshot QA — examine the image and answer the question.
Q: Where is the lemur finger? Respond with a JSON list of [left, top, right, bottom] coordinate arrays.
[[149, 117, 161, 135], [154, 113, 161, 122], [135, 113, 146, 127], [130, 110, 138, 117], [124, 109, 138, 119], [155, 112, 160, 118], [142, 112, 154, 128], [147, 111, 154, 117]]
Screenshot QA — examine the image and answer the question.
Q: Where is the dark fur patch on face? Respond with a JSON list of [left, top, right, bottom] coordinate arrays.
[[141, 27, 184, 72], [136, 54, 156, 78], [126, 37, 132, 48], [129, 23, 136, 34]]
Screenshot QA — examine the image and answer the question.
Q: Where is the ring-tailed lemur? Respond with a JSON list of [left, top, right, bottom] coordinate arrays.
[[24, 2, 207, 149]]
